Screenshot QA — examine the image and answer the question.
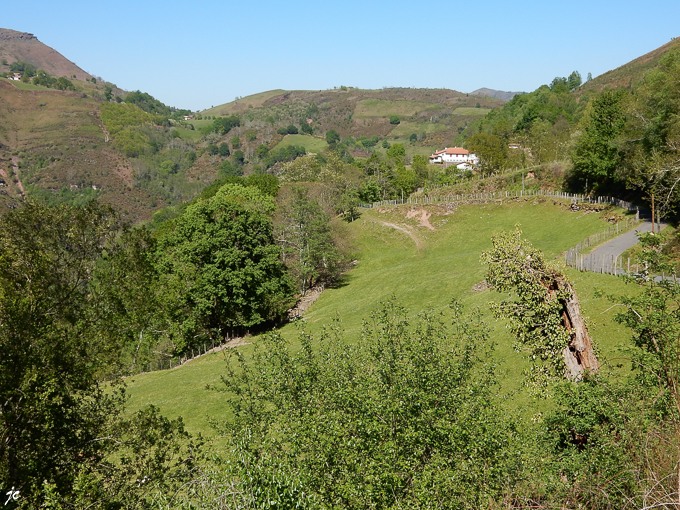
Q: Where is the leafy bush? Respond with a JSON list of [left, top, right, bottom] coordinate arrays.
[[204, 115, 240, 135], [124, 89, 191, 119], [219, 299, 521, 508], [261, 145, 306, 169], [32, 73, 76, 90], [9, 60, 36, 77]]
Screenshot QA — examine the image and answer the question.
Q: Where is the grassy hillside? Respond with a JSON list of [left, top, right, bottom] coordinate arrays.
[[124, 198, 636, 438], [353, 99, 441, 118], [273, 133, 328, 153], [201, 89, 289, 116]]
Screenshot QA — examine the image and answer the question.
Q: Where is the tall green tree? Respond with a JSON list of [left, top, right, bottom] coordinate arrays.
[[0, 201, 200, 507], [571, 89, 628, 189], [567, 70, 582, 91], [626, 49, 680, 216], [386, 143, 406, 161], [218, 142, 231, 157], [276, 186, 343, 293], [326, 129, 340, 146], [466, 133, 507, 176], [0, 201, 122, 500], [156, 184, 294, 350]]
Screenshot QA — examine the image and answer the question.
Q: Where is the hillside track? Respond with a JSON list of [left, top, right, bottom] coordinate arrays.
[[377, 220, 424, 249], [578, 219, 665, 274]]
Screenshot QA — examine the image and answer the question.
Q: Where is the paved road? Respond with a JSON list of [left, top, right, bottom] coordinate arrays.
[[578, 220, 665, 274], [590, 220, 663, 260]]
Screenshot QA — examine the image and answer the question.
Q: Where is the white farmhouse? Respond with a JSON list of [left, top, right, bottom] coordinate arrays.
[[429, 147, 479, 169]]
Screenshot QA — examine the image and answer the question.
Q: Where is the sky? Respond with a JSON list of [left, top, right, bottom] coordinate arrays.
[[3, 1, 680, 112]]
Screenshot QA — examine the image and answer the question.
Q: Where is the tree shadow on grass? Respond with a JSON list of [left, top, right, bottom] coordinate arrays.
[[329, 272, 353, 290]]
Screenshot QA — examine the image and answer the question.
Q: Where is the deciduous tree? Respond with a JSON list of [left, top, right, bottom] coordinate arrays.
[[466, 133, 507, 176], [0, 201, 200, 507], [155, 184, 294, 350], [326, 129, 340, 146], [276, 186, 343, 293], [571, 89, 627, 189]]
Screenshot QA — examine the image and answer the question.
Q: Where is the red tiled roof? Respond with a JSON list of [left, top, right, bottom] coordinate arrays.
[[444, 147, 469, 155]]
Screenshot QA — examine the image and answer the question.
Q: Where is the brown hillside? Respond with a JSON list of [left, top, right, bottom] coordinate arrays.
[[0, 28, 93, 81], [0, 80, 165, 220], [470, 88, 524, 101], [202, 87, 503, 146], [579, 37, 680, 94]]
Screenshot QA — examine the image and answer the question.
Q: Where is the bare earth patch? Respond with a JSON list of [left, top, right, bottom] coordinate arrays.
[[406, 207, 435, 230], [10, 157, 25, 195], [472, 280, 492, 292], [210, 337, 251, 351]]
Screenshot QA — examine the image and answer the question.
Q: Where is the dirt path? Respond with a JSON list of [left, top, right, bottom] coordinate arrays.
[[377, 220, 423, 249], [10, 157, 25, 195]]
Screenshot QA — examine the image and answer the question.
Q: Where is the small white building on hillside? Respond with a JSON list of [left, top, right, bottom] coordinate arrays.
[[429, 147, 479, 169]]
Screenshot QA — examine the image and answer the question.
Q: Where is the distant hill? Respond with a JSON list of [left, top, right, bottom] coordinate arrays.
[[2, 26, 680, 223], [0, 28, 92, 81], [578, 37, 680, 94], [469, 88, 524, 101], [201, 87, 504, 149]]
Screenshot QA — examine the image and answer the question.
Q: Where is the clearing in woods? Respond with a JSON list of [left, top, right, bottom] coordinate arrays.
[[274, 134, 328, 153]]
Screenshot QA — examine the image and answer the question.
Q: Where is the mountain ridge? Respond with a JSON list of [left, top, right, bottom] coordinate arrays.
[[1, 28, 679, 223], [0, 28, 92, 81]]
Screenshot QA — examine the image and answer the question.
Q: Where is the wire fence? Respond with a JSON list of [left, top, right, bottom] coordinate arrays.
[[133, 190, 646, 374], [358, 189, 640, 212], [564, 217, 639, 272], [127, 331, 246, 377], [358, 187, 663, 278], [566, 242, 636, 276]]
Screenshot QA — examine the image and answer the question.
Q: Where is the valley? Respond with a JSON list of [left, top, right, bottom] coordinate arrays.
[[1, 24, 680, 509]]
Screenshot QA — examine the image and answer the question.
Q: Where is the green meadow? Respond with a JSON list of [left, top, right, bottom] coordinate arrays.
[[274, 133, 328, 153], [124, 198, 637, 439], [452, 106, 492, 116], [354, 99, 440, 119], [5, 79, 50, 91]]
